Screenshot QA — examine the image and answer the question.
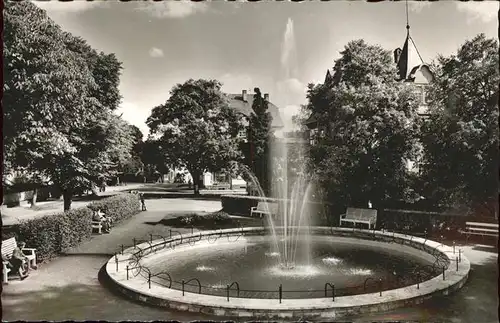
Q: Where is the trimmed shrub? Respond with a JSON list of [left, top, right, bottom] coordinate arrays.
[[221, 195, 335, 223], [58, 208, 93, 251], [16, 215, 61, 261], [4, 193, 140, 262], [221, 195, 280, 216], [87, 193, 140, 224]]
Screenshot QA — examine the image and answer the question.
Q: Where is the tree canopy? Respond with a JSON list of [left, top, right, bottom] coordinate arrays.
[[419, 34, 499, 214], [147, 79, 244, 194], [3, 1, 132, 210], [247, 87, 274, 194], [304, 40, 421, 207]]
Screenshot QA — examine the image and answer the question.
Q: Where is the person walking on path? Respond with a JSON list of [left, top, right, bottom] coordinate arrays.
[[140, 193, 147, 211]]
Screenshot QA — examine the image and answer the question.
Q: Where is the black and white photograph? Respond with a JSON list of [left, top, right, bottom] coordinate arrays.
[[2, 0, 498, 322]]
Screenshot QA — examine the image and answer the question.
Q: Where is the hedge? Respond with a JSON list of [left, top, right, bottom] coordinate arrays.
[[220, 194, 337, 224], [87, 193, 140, 224], [4, 193, 140, 262]]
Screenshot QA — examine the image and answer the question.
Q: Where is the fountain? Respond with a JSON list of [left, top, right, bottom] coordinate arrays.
[[103, 17, 470, 320], [242, 138, 314, 271]]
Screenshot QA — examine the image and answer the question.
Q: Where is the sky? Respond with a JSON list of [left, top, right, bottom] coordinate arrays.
[[34, 0, 499, 137]]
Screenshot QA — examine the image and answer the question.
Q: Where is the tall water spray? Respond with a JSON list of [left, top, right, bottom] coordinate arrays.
[[280, 17, 299, 80], [242, 18, 312, 270]]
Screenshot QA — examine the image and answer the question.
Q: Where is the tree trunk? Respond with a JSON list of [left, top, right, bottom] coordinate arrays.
[[30, 188, 38, 208], [190, 169, 201, 196], [63, 189, 73, 211]]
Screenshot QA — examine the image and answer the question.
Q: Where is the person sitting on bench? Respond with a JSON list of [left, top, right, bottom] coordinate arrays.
[[93, 209, 111, 233], [10, 242, 29, 280]]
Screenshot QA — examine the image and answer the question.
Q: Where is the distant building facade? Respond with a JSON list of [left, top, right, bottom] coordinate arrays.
[[182, 90, 284, 189]]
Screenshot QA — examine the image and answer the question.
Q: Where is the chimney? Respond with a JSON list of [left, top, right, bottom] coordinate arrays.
[[264, 93, 269, 101], [242, 90, 247, 102]]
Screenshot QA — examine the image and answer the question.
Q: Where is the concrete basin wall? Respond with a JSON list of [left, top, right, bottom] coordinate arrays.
[[105, 227, 470, 319]]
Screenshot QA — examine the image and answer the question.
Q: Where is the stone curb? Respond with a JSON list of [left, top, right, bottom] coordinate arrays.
[[105, 227, 470, 319]]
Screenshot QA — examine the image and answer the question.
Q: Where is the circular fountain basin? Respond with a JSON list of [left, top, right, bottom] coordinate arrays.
[[105, 227, 470, 319]]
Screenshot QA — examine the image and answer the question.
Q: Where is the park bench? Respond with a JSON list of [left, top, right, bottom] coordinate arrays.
[[460, 221, 499, 244], [92, 211, 114, 234], [339, 208, 378, 229], [251, 202, 279, 218], [2, 237, 37, 283], [92, 219, 104, 234]]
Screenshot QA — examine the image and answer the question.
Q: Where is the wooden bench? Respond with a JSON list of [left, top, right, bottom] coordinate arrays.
[[2, 237, 37, 283], [251, 202, 279, 218], [340, 208, 378, 229], [460, 221, 499, 244], [92, 220, 104, 234]]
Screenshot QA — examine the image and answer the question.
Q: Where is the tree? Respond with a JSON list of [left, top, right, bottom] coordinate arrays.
[[118, 125, 145, 182], [247, 88, 274, 195], [419, 34, 499, 215], [3, 1, 130, 210], [147, 79, 244, 195], [303, 40, 421, 208], [139, 139, 171, 183]]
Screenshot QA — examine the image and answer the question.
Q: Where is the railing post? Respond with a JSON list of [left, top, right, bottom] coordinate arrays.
[[121, 244, 124, 254], [379, 279, 382, 296], [332, 284, 335, 302], [456, 257, 459, 271], [182, 280, 185, 296], [453, 241, 455, 254], [459, 249, 461, 262], [442, 266, 445, 280], [279, 284, 282, 304], [115, 254, 118, 272], [148, 272, 151, 289], [191, 226, 194, 235], [227, 284, 230, 302], [150, 233, 153, 244], [126, 265, 129, 280]]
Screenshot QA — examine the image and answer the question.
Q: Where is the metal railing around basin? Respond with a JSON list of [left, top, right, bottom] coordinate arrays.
[[113, 226, 457, 303]]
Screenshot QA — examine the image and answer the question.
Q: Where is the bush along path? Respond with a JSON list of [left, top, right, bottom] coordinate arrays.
[[2, 193, 141, 264]]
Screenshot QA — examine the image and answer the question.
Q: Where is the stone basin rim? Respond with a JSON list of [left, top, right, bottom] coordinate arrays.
[[104, 226, 470, 318]]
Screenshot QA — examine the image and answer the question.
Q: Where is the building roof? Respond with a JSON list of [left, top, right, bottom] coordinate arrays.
[[227, 93, 284, 128], [395, 33, 434, 83]]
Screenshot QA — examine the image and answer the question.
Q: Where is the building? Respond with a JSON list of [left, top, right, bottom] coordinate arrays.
[[187, 90, 284, 188]]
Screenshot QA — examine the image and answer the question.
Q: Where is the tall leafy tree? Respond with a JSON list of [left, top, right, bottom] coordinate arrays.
[[139, 139, 172, 183], [147, 79, 244, 195], [419, 34, 499, 215], [3, 1, 130, 210], [248, 88, 274, 195], [304, 40, 421, 208]]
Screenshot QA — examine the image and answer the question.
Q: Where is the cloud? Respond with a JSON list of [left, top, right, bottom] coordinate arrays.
[[149, 47, 164, 58], [219, 73, 254, 94], [276, 78, 307, 132], [407, 1, 432, 13], [32, 0, 107, 14], [456, 1, 499, 24], [116, 101, 152, 140], [276, 78, 307, 106], [136, 1, 209, 19]]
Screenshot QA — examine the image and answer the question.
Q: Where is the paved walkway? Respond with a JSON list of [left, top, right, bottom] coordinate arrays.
[[2, 198, 498, 322], [1, 183, 146, 226]]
